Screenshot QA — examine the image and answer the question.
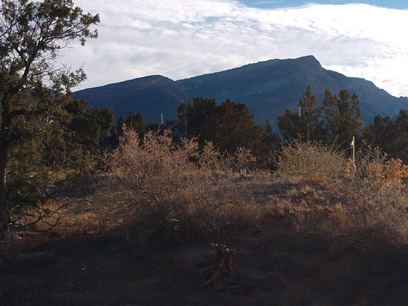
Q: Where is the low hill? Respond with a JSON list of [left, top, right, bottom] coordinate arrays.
[[74, 56, 408, 125]]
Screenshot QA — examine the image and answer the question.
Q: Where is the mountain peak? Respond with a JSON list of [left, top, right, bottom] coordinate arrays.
[[296, 55, 319, 62], [74, 56, 407, 125], [274, 55, 322, 72], [294, 55, 321, 66]]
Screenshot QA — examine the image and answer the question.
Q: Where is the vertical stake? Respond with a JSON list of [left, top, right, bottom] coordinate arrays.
[[352, 136, 356, 166]]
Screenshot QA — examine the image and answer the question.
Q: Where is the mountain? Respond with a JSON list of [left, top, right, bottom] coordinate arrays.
[[74, 75, 188, 123], [74, 56, 408, 125]]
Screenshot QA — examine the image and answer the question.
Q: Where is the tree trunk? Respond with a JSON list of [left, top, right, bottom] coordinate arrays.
[[0, 108, 10, 239]]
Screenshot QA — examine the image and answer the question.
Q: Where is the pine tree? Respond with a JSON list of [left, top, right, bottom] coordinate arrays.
[[126, 111, 146, 133], [322, 89, 363, 149], [277, 85, 323, 142]]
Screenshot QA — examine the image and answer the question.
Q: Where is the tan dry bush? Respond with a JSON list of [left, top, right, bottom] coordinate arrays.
[[94, 129, 267, 244], [274, 143, 408, 245], [337, 152, 408, 245], [277, 141, 345, 185], [266, 182, 336, 234]]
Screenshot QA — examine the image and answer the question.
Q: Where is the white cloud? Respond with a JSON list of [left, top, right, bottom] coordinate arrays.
[[60, 0, 408, 97]]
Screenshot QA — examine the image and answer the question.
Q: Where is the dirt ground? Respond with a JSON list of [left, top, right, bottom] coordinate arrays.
[[1, 226, 408, 306]]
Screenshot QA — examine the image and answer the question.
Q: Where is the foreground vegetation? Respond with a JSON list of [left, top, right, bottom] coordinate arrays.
[[3, 130, 408, 252]]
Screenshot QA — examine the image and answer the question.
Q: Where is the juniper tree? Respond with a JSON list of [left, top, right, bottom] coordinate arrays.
[[0, 0, 99, 237]]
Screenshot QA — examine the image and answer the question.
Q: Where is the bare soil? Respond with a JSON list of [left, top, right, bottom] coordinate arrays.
[[1, 226, 408, 306]]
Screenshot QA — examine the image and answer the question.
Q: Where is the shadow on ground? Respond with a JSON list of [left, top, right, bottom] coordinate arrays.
[[1, 227, 408, 306]]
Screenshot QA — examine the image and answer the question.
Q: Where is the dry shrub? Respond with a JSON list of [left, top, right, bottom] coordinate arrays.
[[267, 182, 335, 234], [277, 141, 344, 185], [94, 129, 266, 245], [335, 149, 408, 245], [274, 142, 408, 245]]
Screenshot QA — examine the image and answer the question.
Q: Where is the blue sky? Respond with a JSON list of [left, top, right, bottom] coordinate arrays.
[[240, 0, 408, 9], [61, 0, 408, 97]]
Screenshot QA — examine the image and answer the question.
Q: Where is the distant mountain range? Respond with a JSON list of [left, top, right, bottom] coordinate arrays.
[[74, 56, 408, 126]]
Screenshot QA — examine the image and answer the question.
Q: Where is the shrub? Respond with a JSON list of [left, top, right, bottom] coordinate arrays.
[[274, 142, 408, 245], [336, 148, 408, 245], [94, 129, 266, 246], [276, 141, 345, 184]]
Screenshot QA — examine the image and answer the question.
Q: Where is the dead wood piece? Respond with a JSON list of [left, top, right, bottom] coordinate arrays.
[[199, 243, 235, 287]]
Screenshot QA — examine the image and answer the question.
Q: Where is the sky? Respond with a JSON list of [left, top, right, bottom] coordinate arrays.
[[61, 0, 408, 97], [242, 0, 408, 9]]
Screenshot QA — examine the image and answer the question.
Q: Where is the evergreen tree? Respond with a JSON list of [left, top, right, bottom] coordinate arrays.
[[363, 114, 393, 152], [125, 111, 146, 133], [322, 89, 363, 149], [177, 97, 218, 139], [178, 98, 264, 154], [92, 107, 114, 152], [64, 100, 114, 170], [204, 99, 264, 153], [93, 107, 114, 134], [0, 0, 99, 235], [390, 110, 408, 162], [364, 110, 408, 163], [277, 85, 324, 142], [117, 115, 126, 138], [257, 119, 281, 169]]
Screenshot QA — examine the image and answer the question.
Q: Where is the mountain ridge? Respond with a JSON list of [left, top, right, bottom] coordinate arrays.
[[74, 56, 408, 125]]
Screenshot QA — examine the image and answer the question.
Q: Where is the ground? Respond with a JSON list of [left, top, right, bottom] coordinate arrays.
[[1, 224, 408, 306]]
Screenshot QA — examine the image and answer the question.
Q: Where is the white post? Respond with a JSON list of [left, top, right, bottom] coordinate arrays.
[[161, 113, 164, 126], [351, 136, 356, 166], [298, 105, 302, 118]]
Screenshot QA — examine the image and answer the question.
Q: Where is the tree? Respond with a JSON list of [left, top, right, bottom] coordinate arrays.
[[257, 119, 281, 169], [364, 110, 408, 163], [0, 0, 99, 236], [277, 85, 324, 142], [177, 97, 218, 140], [363, 114, 393, 152], [204, 99, 264, 153], [92, 107, 114, 152], [117, 115, 126, 138], [125, 111, 146, 134], [64, 100, 104, 170], [389, 110, 408, 162], [322, 89, 363, 149], [178, 98, 264, 153]]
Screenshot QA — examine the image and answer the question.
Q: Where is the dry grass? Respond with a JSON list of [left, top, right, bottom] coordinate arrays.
[[5, 137, 408, 250]]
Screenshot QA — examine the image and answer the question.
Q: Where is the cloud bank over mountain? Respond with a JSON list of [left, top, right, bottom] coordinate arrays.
[[61, 0, 408, 97]]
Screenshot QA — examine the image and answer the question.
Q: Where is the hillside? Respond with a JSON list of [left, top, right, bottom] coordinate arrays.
[[74, 56, 408, 124], [74, 75, 188, 123]]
